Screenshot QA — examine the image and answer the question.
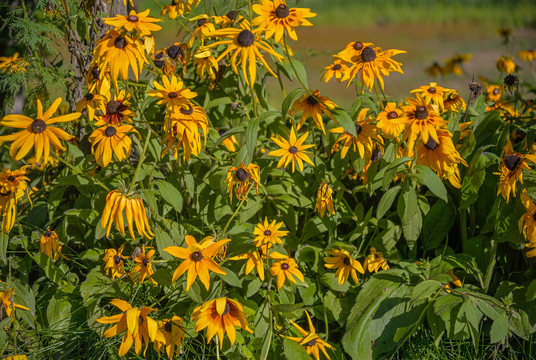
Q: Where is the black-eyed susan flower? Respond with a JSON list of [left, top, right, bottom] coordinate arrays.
[[284, 310, 335, 360], [315, 182, 335, 218], [161, 0, 200, 20], [339, 45, 405, 91], [443, 53, 471, 76], [376, 102, 404, 140], [269, 254, 305, 290], [218, 128, 239, 152], [205, 20, 284, 88], [154, 316, 185, 359], [97, 299, 164, 357], [193, 48, 219, 82], [289, 90, 336, 134], [89, 124, 138, 167], [130, 245, 156, 285], [103, 9, 162, 36], [330, 108, 383, 159], [188, 14, 216, 47], [518, 49, 536, 63], [321, 59, 348, 83], [163, 235, 230, 291], [335, 41, 374, 62], [324, 248, 364, 285], [213, 9, 244, 28], [254, 218, 289, 248], [486, 85, 502, 103], [0, 166, 30, 195], [40, 230, 68, 261], [363, 247, 389, 273], [225, 162, 261, 202], [496, 56, 516, 74], [0, 286, 29, 320], [0, 97, 80, 164], [399, 94, 449, 155], [268, 127, 315, 172], [161, 104, 209, 161], [148, 75, 197, 112], [519, 191, 536, 243], [75, 92, 106, 122], [93, 30, 147, 87], [191, 297, 253, 349], [101, 189, 154, 240], [96, 90, 135, 126], [410, 82, 448, 112], [416, 129, 468, 188], [425, 61, 444, 77], [85, 64, 111, 99], [0, 192, 17, 235], [496, 141, 536, 203], [229, 250, 266, 280], [251, 0, 316, 43], [443, 89, 466, 113], [103, 245, 128, 279]]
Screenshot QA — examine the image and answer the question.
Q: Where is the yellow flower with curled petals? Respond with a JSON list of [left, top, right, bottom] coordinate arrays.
[[268, 127, 315, 172], [315, 182, 335, 218], [284, 310, 335, 360], [324, 248, 364, 285]]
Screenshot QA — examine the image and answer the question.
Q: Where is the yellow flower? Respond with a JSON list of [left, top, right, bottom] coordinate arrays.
[[425, 61, 444, 77], [0, 97, 80, 164], [0, 192, 17, 235], [251, 0, 316, 43], [163, 235, 230, 291], [96, 90, 135, 126], [0, 166, 30, 195], [205, 19, 284, 88], [212, 10, 244, 28], [0, 286, 29, 320], [75, 92, 106, 122], [444, 269, 462, 293], [161, 0, 200, 20], [147, 75, 197, 112], [131, 245, 157, 285], [496, 56, 516, 74], [225, 161, 262, 202], [188, 14, 217, 48], [339, 45, 405, 91], [486, 85, 502, 103], [154, 316, 185, 359], [268, 127, 315, 172], [321, 59, 348, 83], [443, 53, 471, 76], [330, 107, 384, 159], [315, 182, 335, 218], [410, 82, 448, 112], [88, 124, 138, 167], [254, 217, 289, 248], [0, 52, 29, 74], [324, 248, 364, 285], [217, 128, 239, 152], [376, 102, 404, 140], [161, 104, 209, 161], [101, 189, 154, 240], [229, 250, 266, 280], [193, 48, 220, 82], [93, 30, 147, 88], [284, 310, 335, 360], [85, 64, 111, 100], [191, 297, 253, 349], [103, 244, 128, 279], [363, 248, 389, 273], [40, 230, 68, 261], [518, 49, 536, 63], [269, 254, 305, 290], [335, 41, 374, 62], [96, 299, 164, 357], [443, 89, 466, 113], [415, 129, 468, 188], [519, 191, 536, 244], [289, 90, 336, 134], [495, 141, 536, 203], [103, 9, 162, 36]]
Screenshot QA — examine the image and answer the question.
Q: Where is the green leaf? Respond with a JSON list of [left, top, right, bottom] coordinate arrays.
[[283, 338, 310, 360], [411, 280, 442, 303], [526, 279, 536, 302], [397, 186, 422, 248], [489, 312, 509, 343], [33, 253, 75, 293], [376, 185, 401, 219], [217, 267, 242, 287], [0, 233, 7, 263], [47, 294, 72, 330], [281, 88, 305, 120], [272, 303, 304, 314], [382, 157, 411, 189], [415, 165, 448, 202], [247, 278, 263, 298], [422, 200, 456, 251], [319, 273, 350, 292], [155, 179, 183, 213], [206, 96, 233, 109], [245, 116, 259, 164], [331, 107, 357, 137]]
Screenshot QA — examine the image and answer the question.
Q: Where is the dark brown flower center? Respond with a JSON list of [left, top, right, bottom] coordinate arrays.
[[281, 262, 290, 270], [504, 154, 521, 171], [190, 251, 203, 262], [168, 92, 178, 98], [127, 15, 139, 22], [387, 111, 398, 119], [493, 88, 500, 95], [1, 190, 12, 196], [333, 64, 342, 71], [139, 316, 143, 325], [237, 29, 255, 47], [164, 321, 172, 332], [427, 87, 437, 94], [222, 302, 231, 316], [226, 10, 236, 20], [218, 129, 226, 136], [167, 45, 182, 60], [113, 255, 121, 264], [361, 47, 377, 62], [105, 126, 117, 137], [7, 175, 15, 182], [44, 230, 52, 237], [85, 93, 95, 101], [353, 42, 364, 50], [306, 338, 317, 346], [415, 106, 429, 120], [424, 137, 439, 150], [197, 18, 207, 27], [354, 123, 362, 136], [32, 119, 47, 134], [275, 4, 289, 18], [154, 53, 165, 68], [504, 75, 518, 87], [288, 146, 298, 154], [180, 104, 194, 115], [236, 168, 250, 181], [263, 230, 271, 236], [306, 95, 319, 105], [106, 100, 122, 114], [343, 257, 351, 265], [114, 36, 126, 49], [91, 67, 100, 79], [372, 148, 383, 161], [142, 258, 149, 266]]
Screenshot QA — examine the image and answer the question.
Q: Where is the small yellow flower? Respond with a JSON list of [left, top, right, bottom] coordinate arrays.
[[315, 182, 335, 218], [253, 217, 289, 248], [147, 75, 197, 112], [444, 269, 462, 293], [269, 254, 305, 290], [130, 245, 157, 285], [154, 316, 185, 359], [103, 245, 128, 279], [225, 162, 262, 202], [40, 230, 68, 261], [495, 140, 536, 203], [284, 310, 335, 360], [88, 124, 139, 167], [324, 248, 364, 284], [376, 102, 404, 140], [229, 250, 266, 280], [486, 85, 502, 103], [518, 49, 536, 63], [103, 9, 162, 37], [0, 286, 30, 320], [363, 248, 389, 273], [496, 56, 516, 74], [75, 92, 106, 122], [321, 59, 348, 83], [268, 127, 315, 172], [410, 82, 448, 112], [289, 90, 336, 134]]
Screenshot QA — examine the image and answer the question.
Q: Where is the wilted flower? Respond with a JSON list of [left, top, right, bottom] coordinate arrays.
[[225, 162, 262, 202], [130, 245, 157, 285], [284, 310, 335, 360], [363, 248, 389, 273], [289, 90, 336, 134], [40, 230, 68, 261], [103, 245, 128, 279], [315, 182, 335, 218]]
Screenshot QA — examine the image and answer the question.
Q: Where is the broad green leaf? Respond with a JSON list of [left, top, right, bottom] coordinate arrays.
[[376, 185, 401, 219], [415, 165, 448, 202], [382, 157, 411, 189], [271, 303, 304, 314], [156, 179, 183, 213], [331, 107, 357, 137], [526, 279, 536, 302], [281, 88, 305, 120], [217, 267, 242, 287], [397, 186, 422, 248], [489, 312, 509, 343], [283, 337, 310, 360], [47, 294, 72, 330], [422, 200, 456, 251], [411, 280, 442, 303], [247, 278, 263, 298]]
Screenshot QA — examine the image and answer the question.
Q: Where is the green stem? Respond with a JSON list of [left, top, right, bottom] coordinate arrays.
[[374, 82, 384, 109], [219, 186, 251, 238], [282, 35, 309, 94], [128, 131, 152, 194], [53, 153, 109, 191], [250, 84, 258, 118], [483, 240, 498, 292]]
